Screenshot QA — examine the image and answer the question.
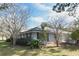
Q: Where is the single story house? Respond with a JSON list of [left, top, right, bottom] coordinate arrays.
[[16, 27, 73, 44]]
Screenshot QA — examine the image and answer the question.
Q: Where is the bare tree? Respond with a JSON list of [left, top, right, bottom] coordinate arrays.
[[1, 4, 29, 46], [0, 3, 13, 40], [67, 17, 79, 31], [0, 17, 4, 40], [48, 16, 68, 47]]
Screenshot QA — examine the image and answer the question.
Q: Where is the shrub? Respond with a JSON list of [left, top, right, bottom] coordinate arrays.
[[6, 37, 13, 42], [30, 39, 41, 48], [71, 30, 79, 40], [6, 38, 11, 42]]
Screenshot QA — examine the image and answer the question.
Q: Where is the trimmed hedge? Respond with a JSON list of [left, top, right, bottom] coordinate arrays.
[[6, 37, 31, 46], [6, 37, 13, 42], [6, 38, 11, 42], [16, 38, 31, 46]]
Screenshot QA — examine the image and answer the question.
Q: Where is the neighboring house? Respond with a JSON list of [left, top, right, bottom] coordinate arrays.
[[0, 32, 6, 40], [16, 27, 72, 44], [0, 36, 6, 40]]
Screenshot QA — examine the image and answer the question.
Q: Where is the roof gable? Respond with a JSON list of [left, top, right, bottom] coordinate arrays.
[[28, 27, 42, 32]]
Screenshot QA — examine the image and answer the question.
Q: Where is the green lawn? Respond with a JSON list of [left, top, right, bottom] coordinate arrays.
[[0, 41, 79, 56]]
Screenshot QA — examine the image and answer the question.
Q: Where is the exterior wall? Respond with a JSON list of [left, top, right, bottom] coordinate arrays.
[[43, 33, 55, 45], [48, 33, 70, 43], [31, 32, 37, 39], [48, 33, 55, 42], [60, 33, 69, 42]]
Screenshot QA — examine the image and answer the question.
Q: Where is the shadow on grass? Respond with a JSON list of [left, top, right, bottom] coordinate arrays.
[[61, 44, 79, 51], [0, 41, 15, 56], [21, 52, 39, 56], [0, 41, 63, 56], [0, 41, 29, 56], [0, 41, 74, 56], [49, 48, 60, 53], [20, 49, 41, 56], [0, 41, 41, 56], [48, 48, 68, 56], [0, 41, 10, 48]]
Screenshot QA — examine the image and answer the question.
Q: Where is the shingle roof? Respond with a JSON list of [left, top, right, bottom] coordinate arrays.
[[20, 27, 42, 34], [28, 27, 42, 31]]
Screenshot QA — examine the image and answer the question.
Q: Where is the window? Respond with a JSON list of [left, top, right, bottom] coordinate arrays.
[[26, 33, 31, 39], [22, 35, 24, 38], [37, 32, 40, 39]]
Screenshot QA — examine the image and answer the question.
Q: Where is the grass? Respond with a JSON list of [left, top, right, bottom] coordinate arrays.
[[0, 41, 79, 56]]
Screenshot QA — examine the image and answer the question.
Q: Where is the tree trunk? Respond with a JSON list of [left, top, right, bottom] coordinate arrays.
[[12, 34, 16, 47], [56, 40, 59, 47], [54, 34, 59, 47], [13, 38, 16, 47]]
